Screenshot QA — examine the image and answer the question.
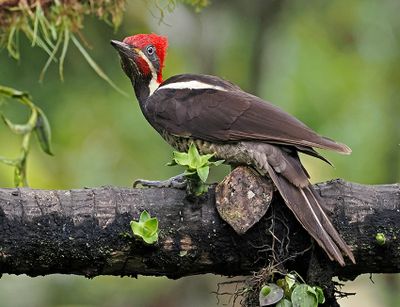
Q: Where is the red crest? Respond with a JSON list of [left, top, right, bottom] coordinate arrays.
[[123, 33, 168, 70]]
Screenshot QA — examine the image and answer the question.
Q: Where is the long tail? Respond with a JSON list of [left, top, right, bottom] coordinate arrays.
[[266, 164, 355, 266]]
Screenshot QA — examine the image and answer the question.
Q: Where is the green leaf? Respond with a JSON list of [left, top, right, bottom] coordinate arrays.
[[0, 156, 18, 166], [143, 232, 158, 244], [167, 143, 224, 196], [130, 221, 143, 237], [260, 285, 271, 296], [199, 153, 214, 166], [31, 3, 40, 47], [59, 27, 70, 80], [173, 151, 190, 166], [375, 232, 386, 245], [139, 210, 151, 223], [1, 114, 36, 134], [183, 169, 197, 176], [166, 160, 177, 166], [259, 283, 284, 306], [197, 165, 209, 182], [130, 210, 159, 245], [23, 24, 55, 59], [285, 274, 297, 290], [34, 108, 53, 155], [210, 159, 225, 166], [40, 31, 63, 82], [195, 183, 209, 196], [291, 284, 318, 307], [143, 217, 158, 236], [187, 142, 201, 168], [0, 85, 28, 99], [276, 298, 293, 307], [276, 278, 285, 289], [71, 34, 127, 96], [311, 287, 325, 304], [7, 25, 20, 60]]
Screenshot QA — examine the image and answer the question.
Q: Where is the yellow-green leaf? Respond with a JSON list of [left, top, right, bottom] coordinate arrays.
[[259, 283, 284, 306], [34, 108, 53, 155], [1, 114, 35, 134], [143, 217, 158, 236], [130, 211, 159, 245], [71, 35, 127, 96], [291, 284, 318, 307], [173, 151, 190, 166], [276, 298, 292, 307], [139, 210, 151, 223], [0, 156, 18, 166], [197, 165, 209, 182], [188, 142, 201, 168]]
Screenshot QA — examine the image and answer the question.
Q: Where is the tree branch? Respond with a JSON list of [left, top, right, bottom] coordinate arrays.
[[0, 179, 399, 281]]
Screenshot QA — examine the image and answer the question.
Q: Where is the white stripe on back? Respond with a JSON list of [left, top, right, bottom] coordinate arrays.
[[156, 80, 227, 92]]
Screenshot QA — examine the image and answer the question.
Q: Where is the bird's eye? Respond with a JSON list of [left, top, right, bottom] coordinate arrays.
[[146, 45, 155, 56]]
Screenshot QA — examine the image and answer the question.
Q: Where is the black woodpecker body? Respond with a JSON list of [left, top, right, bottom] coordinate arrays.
[[111, 33, 355, 266]]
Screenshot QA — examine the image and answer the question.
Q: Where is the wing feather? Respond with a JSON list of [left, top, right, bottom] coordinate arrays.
[[146, 74, 351, 154]]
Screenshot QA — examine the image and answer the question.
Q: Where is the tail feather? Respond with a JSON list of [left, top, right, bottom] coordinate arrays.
[[305, 187, 356, 263], [265, 164, 355, 266]]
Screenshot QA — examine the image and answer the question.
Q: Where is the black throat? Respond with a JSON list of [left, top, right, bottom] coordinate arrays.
[[132, 76, 151, 106]]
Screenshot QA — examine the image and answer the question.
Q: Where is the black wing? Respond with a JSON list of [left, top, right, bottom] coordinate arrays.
[[145, 74, 351, 154]]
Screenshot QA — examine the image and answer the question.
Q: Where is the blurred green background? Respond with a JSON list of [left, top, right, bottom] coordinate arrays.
[[0, 0, 399, 306]]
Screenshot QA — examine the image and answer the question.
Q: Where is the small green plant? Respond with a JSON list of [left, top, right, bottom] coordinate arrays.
[[168, 142, 224, 195], [259, 273, 325, 307], [130, 210, 159, 244], [375, 232, 386, 246], [0, 85, 52, 187]]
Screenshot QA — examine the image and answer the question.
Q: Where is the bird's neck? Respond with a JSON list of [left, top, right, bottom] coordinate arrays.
[[132, 74, 160, 104]]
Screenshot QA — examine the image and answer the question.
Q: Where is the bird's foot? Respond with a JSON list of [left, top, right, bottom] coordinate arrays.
[[133, 174, 187, 189]]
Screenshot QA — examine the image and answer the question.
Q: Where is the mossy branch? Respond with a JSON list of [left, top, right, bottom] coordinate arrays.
[[0, 179, 399, 305]]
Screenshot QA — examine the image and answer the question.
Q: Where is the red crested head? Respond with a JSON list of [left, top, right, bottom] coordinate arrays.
[[122, 33, 168, 83], [123, 34, 168, 68], [111, 33, 169, 99]]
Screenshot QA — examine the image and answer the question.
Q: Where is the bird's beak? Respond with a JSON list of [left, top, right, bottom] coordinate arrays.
[[110, 40, 134, 58], [111, 39, 141, 80]]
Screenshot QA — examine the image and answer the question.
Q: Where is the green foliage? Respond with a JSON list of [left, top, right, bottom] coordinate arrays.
[[0, 85, 52, 187], [291, 284, 325, 307], [375, 233, 386, 246], [259, 283, 284, 306], [0, 0, 126, 92], [259, 273, 325, 307], [130, 210, 159, 244], [275, 299, 292, 307], [0, 0, 398, 304], [147, 0, 209, 22], [0, 0, 208, 91], [180, 0, 210, 12], [261, 285, 272, 296], [168, 142, 224, 195]]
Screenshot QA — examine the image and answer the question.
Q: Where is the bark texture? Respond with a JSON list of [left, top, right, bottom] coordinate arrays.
[[0, 179, 399, 280]]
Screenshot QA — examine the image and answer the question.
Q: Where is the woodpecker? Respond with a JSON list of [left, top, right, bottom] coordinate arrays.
[[111, 33, 355, 266]]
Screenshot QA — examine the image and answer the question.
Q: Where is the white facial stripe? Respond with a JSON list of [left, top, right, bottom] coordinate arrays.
[[136, 49, 157, 77], [156, 81, 227, 92], [149, 78, 160, 96], [136, 49, 160, 96]]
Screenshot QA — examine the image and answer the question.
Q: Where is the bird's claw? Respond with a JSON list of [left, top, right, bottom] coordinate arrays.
[[133, 174, 187, 189]]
